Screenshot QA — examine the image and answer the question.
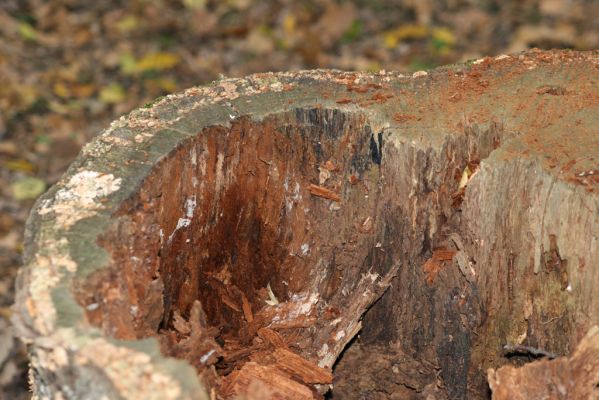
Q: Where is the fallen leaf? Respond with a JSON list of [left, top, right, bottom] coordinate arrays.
[[99, 83, 126, 104], [11, 177, 46, 200], [383, 24, 428, 49], [5, 159, 35, 173], [115, 15, 140, 33], [183, 0, 207, 11], [71, 83, 96, 98], [119, 53, 138, 75], [136, 52, 180, 72], [17, 22, 38, 42], [430, 27, 456, 55], [53, 82, 70, 98]]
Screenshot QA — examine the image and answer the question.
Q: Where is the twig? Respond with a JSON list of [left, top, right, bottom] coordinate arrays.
[[541, 312, 564, 325], [503, 343, 558, 359]]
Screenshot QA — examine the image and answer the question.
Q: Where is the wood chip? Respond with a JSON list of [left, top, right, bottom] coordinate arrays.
[[241, 292, 254, 323], [308, 184, 341, 202], [358, 216, 373, 233], [423, 249, 456, 286], [172, 310, 191, 335], [323, 160, 337, 171], [273, 348, 333, 384], [431, 249, 456, 261], [257, 327, 288, 349], [221, 294, 241, 312], [220, 362, 315, 400]]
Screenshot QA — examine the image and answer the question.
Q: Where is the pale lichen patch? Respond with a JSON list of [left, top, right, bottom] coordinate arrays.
[[76, 339, 190, 400], [26, 243, 76, 335], [38, 171, 122, 228]]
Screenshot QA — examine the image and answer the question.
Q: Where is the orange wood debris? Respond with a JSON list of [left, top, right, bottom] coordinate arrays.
[[220, 362, 315, 400], [221, 294, 241, 312], [423, 249, 457, 286], [309, 184, 341, 202], [257, 327, 288, 349], [273, 348, 333, 384], [241, 292, 254, 323]]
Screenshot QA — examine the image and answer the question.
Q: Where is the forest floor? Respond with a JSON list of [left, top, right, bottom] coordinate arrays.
[[1, 0, 598, 397]]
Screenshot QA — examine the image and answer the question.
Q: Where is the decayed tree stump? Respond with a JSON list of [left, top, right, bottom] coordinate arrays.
[[12, 49, 599, 400]]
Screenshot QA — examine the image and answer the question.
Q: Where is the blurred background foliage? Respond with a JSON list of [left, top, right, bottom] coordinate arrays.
[[0, 0, 598, 398]]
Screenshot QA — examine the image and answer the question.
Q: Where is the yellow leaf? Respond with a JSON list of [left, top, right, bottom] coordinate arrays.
[[430, 27, 456, 56], [119, 53, 137, 75], [53, 82, 70, 98], [5, 159, 35, 173], [283, 14, 296, 34], [11, 177, 46, 200], [366, 62, 382, 73], [116, 16, 140, 33], [47, 100, 71, 114], [183, 0, 207, 10], [155, 77, 177, 92], [99, 83, 126, 104], [431, 27, 456, 46], [18, 22, 38, 42], [383, 24, 428, 49], [135, 52, 180, 72]]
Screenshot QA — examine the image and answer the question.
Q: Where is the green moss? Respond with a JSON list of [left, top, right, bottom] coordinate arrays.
[[143, 95, 166, 108]]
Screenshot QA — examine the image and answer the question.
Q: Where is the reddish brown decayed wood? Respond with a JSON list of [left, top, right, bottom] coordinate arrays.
[[488, 326, 599, 399], [423, 249, 457, 286], [272, 348, 333, 385], [219, 346, 332, 399], [257, 328, 288, 349], [241, 292, 253, 323], [308, 184, 341, 202], [221, 294, 241, 312], [220, 362, 316, 400], [431, 249, 457, 261]]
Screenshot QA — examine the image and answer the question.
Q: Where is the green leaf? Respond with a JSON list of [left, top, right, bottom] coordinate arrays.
[[343, 20, 363, 43]]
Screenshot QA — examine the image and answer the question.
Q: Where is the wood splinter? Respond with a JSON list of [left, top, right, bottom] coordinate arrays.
[[308, 184, 341, 202]]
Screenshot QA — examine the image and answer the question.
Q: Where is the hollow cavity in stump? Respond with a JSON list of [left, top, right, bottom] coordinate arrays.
[[77, 109, 408, 398]]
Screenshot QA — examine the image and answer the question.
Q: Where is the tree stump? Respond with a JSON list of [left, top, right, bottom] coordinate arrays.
[[12, 49, 599, 399]]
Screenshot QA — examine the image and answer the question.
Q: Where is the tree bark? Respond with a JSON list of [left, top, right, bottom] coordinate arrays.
[[12, 49, 599, 399]]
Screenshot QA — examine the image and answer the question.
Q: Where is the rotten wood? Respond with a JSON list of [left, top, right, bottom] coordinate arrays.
[[488, 326, 599, 399]]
